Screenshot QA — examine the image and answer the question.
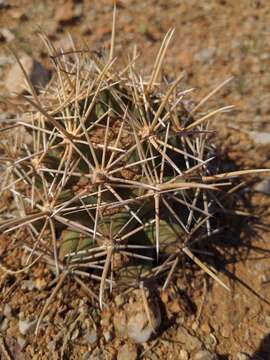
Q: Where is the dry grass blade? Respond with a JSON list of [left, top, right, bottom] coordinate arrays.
[[203, 168, 270, 182], [182, 247, 230, 291], [35, 271, 68, 336], [109, 1, 117, 62], [190, 77, 234, 115], [0, 254, 42, 275], [99, 246, 113, 309], [147, 28, 175, 92], [186, 106, 235, 130], [151, 72, 184, 131]]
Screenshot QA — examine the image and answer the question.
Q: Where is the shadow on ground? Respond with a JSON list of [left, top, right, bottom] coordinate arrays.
[[250, 333, 270, 359]]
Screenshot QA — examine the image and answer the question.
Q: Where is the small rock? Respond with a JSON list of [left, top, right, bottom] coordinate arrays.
[[34, 277, 47, 290], [21, 280, 36, 291], [201, 322, 211, 334], [113, 290, 161, 343], [82, 352, 92, 360], [145, 351, 159, 360], [194, 48, 216, 63], [11, 10, 28, 21], [90, 348, 105, 360], [18, 318, 37, 335], [3, 303, 12, 318], [0, 0, 8, 9], [48, 339, 57, 352], [176, 315, 185, 325], [3, 335, 27, 360], [192, 320, 199, 331], [84, 328, 97, 344], [179, 349, 189, 360], [113, 310, 127, 337], [193, 350, 217, 360], [220, 325, 230, 338], [54, 35, 74, 53], [168, 298, 182, 314], [5, 56, 50, 95], [0, 56, 12, 66], [205, 333, 217, 350], [0, 318, 9, 331], [100, 308, 112, 328], [176, 326, 202, 352], [115, 294, 125, 307], [0, 28, 15, 43], [17, 335, 27, 350], [248, 131, 270, 145], [260, 53, 270, 61], [103, 330, 113, 342], [74, 3, 83, 17], [160, 290, 169, 304], [71, 327, 80, 341], [254, 178, 270, 195], [127, 312, 154, 343], [117, 343, 138, 360], [55, 2, 79, 25], [235, 353, 250, 360]]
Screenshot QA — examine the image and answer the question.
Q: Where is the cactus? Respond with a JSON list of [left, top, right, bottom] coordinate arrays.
[[0, 7, 268, 334]]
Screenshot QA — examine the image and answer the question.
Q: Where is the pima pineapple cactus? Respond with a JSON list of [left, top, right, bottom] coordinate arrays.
[[0, 10, 266, 332]]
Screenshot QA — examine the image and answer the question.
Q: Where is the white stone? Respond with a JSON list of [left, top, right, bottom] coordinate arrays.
[[5, 56, 50, 95], [18, 318, 37, 335]]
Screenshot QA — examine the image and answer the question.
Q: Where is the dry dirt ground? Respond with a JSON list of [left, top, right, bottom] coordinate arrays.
[[0, 1, 270, 359]]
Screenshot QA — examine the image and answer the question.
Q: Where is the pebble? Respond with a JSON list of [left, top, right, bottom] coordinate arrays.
[[220, 325, 230, 338], [127, 311, 155, 343], [71, 327, 79, 341], [0, 56, 12, 66], [204, 333, 217, 350], [84, 328, 97, 344], [0, 0, 8, 9], [194, 48, 216, 63], [89, 348, 105, 360], [117, 343, 138, 360], [0, 318, 9, 331], [17, 335, 27, 350], [201, 322, 211, 334], [254, 178, 270, 195], [248, 131, 270, 145], [168, 298, 182, 314], [82, 352, 92, 360], [0, 28, 14, 42], [260, 53, 270, 61], [21, 280, 36, 291], [34, 277, 47, 290], [113, 290, 161, 343], [235, 353, 250, 360], [176, 326, 202, 352], [18, 318, 37, 335], [103, 330, 113, 342], [114, 310, 127, 337], [3, 303, 12, 318], [179, 349, 189, 360], [193, 350, 217, 360], [54, 2, 80, 25], [10, 9, 28, 21], [5, 56, 50, 95], [115, 294, 125, 307]]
